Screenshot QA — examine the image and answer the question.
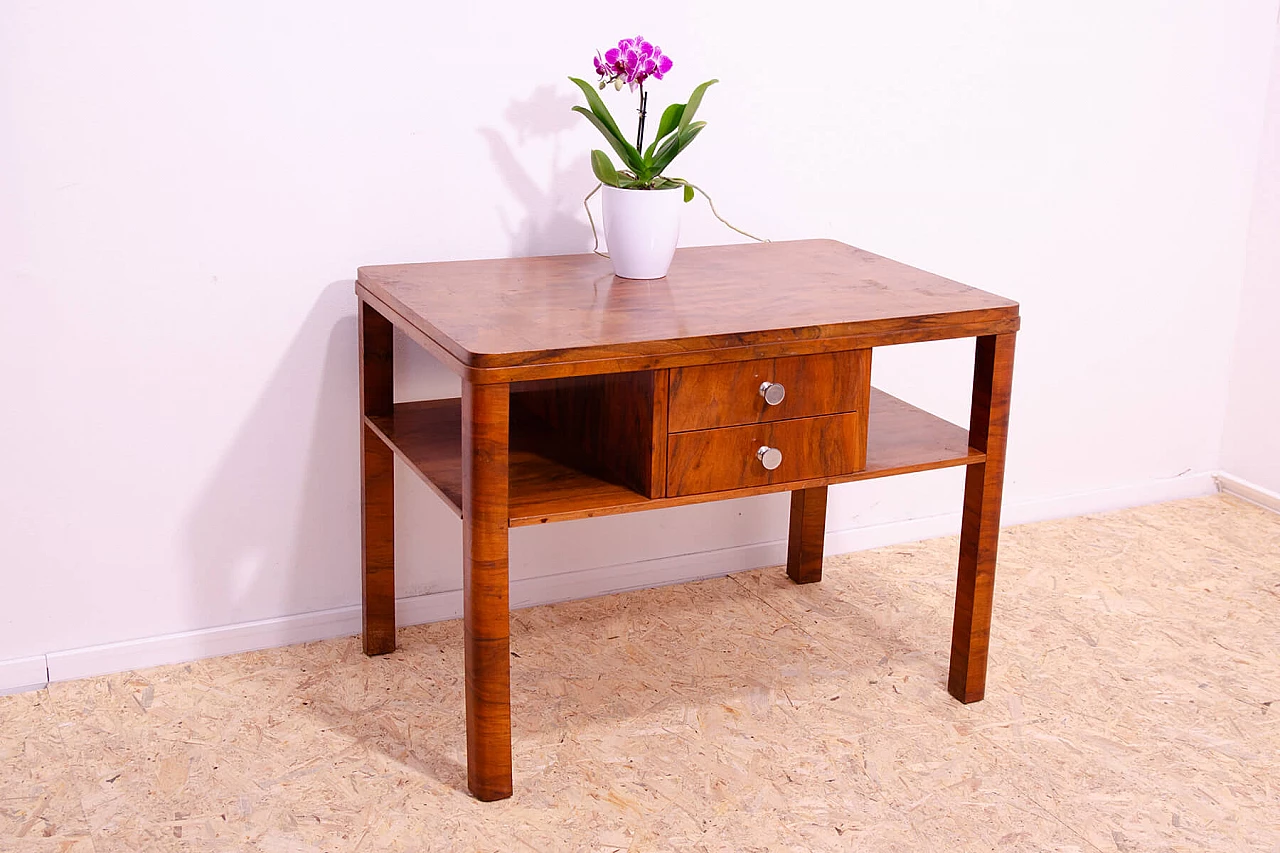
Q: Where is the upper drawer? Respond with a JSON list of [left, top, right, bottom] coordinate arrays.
[[668, 349, 870, 433]]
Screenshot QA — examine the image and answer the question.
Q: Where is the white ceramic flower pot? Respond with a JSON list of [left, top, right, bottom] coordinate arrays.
[[601, 185, 683, 279]]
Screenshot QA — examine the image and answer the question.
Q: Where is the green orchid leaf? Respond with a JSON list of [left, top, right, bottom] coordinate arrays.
[[569, 77, 644, 170], [590, 150, 620, 186], [649, 121, 706, 175], [644, 103, 685, 162], [568, 77, 625, 144], [654, 103, 685, 142], [678, 79, 718, 134], [571, 106, 644, 173], [656, 175, 696, 202], [648, 131, 683, 173]]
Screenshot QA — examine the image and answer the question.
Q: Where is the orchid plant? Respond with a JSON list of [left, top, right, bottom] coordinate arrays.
[[570, 36, 717, 200]]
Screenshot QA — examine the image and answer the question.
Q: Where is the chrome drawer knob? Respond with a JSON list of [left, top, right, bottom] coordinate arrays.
[[757, 445, 783, 471], [759, 381, 786, 406]]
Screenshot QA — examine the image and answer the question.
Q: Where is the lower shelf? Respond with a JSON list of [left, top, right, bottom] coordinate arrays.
[[365, 388, 983, 527]]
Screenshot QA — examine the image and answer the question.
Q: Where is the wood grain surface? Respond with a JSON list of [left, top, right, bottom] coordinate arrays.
[[650, 369, 669, 496], [666, 412, 867, 497], [461, 381, 513, 800], [948, 334, 1016, 704], [360, 302, 396, 656], [354, 242, 1021, 802], [356, 240, 1020, 377], [364, 388, 981, 526], [668, 350, 869, 433], [511, 371, 665, 498], [786, 487, 829, 584]]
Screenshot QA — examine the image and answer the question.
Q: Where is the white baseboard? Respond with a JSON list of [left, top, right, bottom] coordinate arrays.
[[0, 655, 49, 696], [399, 539, 785, 626], [1004, 470, 1218, 526], [0, 470, 1220, 695], [1215, 472, 1280, 513], [825, 471, 1219, 552], [517, 539, 787, 610], [35, 540, 786, 691], [45, 605, 364, 685], [826, 509, 962, 554]]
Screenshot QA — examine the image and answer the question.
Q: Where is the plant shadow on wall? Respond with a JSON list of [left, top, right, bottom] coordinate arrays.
[[478, 85, 594, 257]]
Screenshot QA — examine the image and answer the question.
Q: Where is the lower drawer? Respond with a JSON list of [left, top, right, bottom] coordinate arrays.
[[666, 412, 867, 497]]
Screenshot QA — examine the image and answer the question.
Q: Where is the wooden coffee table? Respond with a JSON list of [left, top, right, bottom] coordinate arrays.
[[355, 239, 1019, 800]]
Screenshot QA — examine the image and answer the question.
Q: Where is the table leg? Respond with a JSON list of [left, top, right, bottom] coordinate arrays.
[[948, 333, 1016, 703], [360, 301, 396, 656], [786, 486, 828, 584], [462, 380, 513, 801]]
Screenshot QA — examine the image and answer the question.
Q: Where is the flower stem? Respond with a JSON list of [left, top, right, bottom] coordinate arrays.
[[635, 85, 647, 161]]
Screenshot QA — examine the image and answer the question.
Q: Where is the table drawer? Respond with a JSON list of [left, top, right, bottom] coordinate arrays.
[[666, 412, 867, 497], [667, 350, 870, 433]]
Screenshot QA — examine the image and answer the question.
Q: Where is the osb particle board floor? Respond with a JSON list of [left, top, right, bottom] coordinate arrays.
[[3, 494, 1279, 852]]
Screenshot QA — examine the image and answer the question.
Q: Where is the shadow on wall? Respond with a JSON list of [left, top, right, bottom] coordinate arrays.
[[479, 84, 594, 257], [181, 281, 369, 636], [180, 281, 463, 643], [178, 84, 595, 644], [177, 87, 781, 649]]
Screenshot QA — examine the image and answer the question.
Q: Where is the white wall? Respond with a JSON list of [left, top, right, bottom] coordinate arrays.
[[1222, 23, 1280, 495], [2, 2, 1277, 687]]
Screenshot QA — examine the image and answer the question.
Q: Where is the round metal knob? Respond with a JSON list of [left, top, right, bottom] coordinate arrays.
[[759, 381, 786, 406], [757, 445, 783, 471]]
